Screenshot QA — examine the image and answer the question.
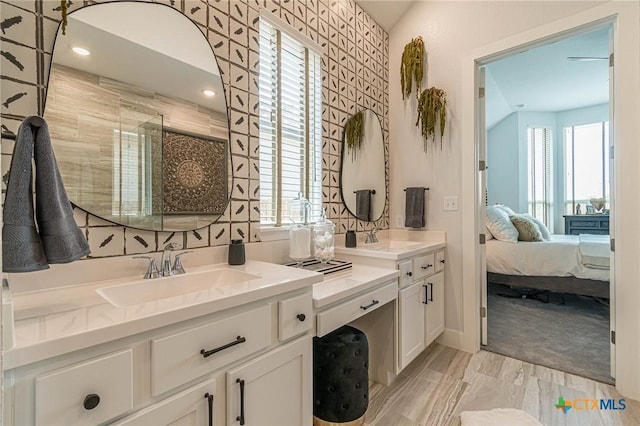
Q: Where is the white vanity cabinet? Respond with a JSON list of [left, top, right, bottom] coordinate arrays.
[[4, 288, 314, 426]]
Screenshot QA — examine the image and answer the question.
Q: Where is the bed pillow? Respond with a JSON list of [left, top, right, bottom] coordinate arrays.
[[494, 204, 516, 216], [525, 215, 551, 240], [510, 214, 543, 241], [486, 206, 518, 243], [485, 224, 494, 240]]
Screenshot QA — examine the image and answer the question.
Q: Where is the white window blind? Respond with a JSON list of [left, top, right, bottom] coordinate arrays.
[[527, 127, 552, 226], [259, 17, 322, 226]]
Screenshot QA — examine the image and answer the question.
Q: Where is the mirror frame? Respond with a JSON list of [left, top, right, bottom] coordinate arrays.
[[339, 109, 387, 222], [43, 1, 232, 232]]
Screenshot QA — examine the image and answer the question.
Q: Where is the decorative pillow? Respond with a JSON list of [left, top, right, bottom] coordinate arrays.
[[510, 214, 543, 241], [485, 206, 518, 243], [525, 215, 551, 240], [485, 224, 494, 240]]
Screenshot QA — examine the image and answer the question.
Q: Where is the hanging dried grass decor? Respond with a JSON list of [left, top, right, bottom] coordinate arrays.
[[400, 37, 425, 100], [60, 0, 68, 35], [416, 87, 447, 150], [344, 111, 364, 160]]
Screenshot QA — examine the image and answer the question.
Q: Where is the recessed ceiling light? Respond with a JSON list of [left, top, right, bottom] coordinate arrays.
[[202, 89, 215, 97], [72, 46, 90, 56]]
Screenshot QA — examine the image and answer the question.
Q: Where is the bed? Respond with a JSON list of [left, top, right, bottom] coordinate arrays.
[[486, 234, 610, 298]]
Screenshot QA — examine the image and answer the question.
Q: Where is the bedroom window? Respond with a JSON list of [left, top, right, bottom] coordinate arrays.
[[527, 127, 552, 226], [259, 14, 322, 226], [564, 122, 609, 215]]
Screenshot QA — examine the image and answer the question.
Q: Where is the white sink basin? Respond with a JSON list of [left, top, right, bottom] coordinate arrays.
[[97, 268, 261, 307]]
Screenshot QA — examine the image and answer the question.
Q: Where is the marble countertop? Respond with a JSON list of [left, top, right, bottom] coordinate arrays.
[[5, 260, 322, 370], [334, 238, 446, 260], [313, 264, 399, 309]]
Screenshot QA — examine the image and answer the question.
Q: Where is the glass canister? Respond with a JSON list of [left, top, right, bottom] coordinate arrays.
[[313, 207, 335, 263]]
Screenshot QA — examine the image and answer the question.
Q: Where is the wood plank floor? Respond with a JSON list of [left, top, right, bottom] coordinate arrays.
[[364, 344, 640, 425]]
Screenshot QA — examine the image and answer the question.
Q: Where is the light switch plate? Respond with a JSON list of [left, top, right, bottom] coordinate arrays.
[[444, 196, 459, 211]]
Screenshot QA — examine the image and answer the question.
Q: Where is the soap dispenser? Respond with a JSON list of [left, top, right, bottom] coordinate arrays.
[[313, 207, 335, 264]]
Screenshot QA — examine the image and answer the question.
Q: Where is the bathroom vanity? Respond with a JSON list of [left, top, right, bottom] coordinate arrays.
[[3, 261, 321, 426]]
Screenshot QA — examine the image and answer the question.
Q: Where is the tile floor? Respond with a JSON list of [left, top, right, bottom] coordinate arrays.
[[364, 344, 640, 425]]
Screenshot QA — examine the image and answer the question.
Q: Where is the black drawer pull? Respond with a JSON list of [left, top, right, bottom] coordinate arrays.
[[423, 285, 428, 304], [421, 264, 433, 270], [236, 378, 246, 425], [406, 271, 413, 277], [83, 394, 100, 410], [201, 336, 246, 358], [204, 393, 214, 426], [297, 313, 306, 321], [428, 283, 434, 301], [440, 259, 445, 264], [360, 300, 379, 310]]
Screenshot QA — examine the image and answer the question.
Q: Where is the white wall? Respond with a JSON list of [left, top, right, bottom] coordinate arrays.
[[486, 113, 519, 209], [389, 0, 606, 335], [390, 1, 640, 400]]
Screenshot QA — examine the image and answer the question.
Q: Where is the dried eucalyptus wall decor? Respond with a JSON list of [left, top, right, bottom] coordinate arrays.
[[344, 110, 364, 160], [416, 87, 447, 150], [400, 37, 425, 100]]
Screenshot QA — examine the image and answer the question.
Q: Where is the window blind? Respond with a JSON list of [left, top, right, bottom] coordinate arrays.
[[259, 18, 322, 226], [528, 127, 552, 226]]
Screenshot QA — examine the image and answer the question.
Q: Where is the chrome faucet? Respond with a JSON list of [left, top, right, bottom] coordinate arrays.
[[172, 251, 193, 275], [160, 243, 179, 276], [133, 256, 161, 279], [365, 226, 379, 244]]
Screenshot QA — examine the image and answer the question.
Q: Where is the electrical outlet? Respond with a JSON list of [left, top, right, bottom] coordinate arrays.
[[395, 215, 404, 227], [443, 196, 459, 211]]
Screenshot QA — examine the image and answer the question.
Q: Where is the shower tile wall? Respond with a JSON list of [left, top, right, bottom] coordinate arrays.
[[0, 0, 389, 258]]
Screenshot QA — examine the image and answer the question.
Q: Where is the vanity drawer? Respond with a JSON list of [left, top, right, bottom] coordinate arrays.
[[279, 292, 313, 341], [435, 250, 445, 273], [151, 304, 272, 396], [35, 349, 133, 425], [398, 260, 414, 288], [414, 253, 435, 279], [316, 281, 397, 337]]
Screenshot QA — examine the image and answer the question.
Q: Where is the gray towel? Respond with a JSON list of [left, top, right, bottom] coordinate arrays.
[[404, 187, 425, 228], [2, 118, 48, 272], [355, 190, 371, 221], [2, 116, 90, 273]]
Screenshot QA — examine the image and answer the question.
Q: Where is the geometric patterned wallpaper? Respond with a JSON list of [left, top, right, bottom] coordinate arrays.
[[0, 0, 389, 258]]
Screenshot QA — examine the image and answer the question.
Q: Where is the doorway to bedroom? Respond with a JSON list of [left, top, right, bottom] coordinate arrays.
[[479, 24, 614, 385]]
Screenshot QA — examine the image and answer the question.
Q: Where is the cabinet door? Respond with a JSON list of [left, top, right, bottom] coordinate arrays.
[[226, 336, 312, 426], [398, 282, 426, 371], [425, 272, 445, 347], [112, 379, 216, 426]]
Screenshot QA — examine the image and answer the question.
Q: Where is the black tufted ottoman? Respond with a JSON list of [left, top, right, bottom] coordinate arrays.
[[313, 325, 369, 426]]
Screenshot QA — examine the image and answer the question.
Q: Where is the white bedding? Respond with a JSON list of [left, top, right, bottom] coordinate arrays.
[[486, 234, 609, 281]]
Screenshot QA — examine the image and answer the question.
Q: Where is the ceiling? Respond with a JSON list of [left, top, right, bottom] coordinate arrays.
[[485, 27, 610, 128], [356, 0, 415, 32]]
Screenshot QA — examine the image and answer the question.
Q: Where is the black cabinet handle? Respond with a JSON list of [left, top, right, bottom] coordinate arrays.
[[236, 378, 245, 425], [423, 285, 428, 304], [201, 336, 246, 358], [406, 271, 413, 277], [360, 300, 379, 310], [421, 264, 433, 270], [204, 393, 214, 426], [428, 283, 434, 302], [297, 313, 306, 322], [83, 394, 100, 410], [440, 259, 445, 264]]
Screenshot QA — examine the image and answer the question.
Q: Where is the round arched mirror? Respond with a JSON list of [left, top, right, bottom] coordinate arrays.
[[44, 2, 230, 231], [340, 109, 386, 222]]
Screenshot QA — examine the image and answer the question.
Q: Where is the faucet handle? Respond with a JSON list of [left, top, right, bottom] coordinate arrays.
[[173, 251, 193, 275], [133, 256, 161, 279]]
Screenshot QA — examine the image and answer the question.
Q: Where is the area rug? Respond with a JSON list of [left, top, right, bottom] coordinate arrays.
[[484, 282, 613, 384], [460, 408, 542, 426]]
